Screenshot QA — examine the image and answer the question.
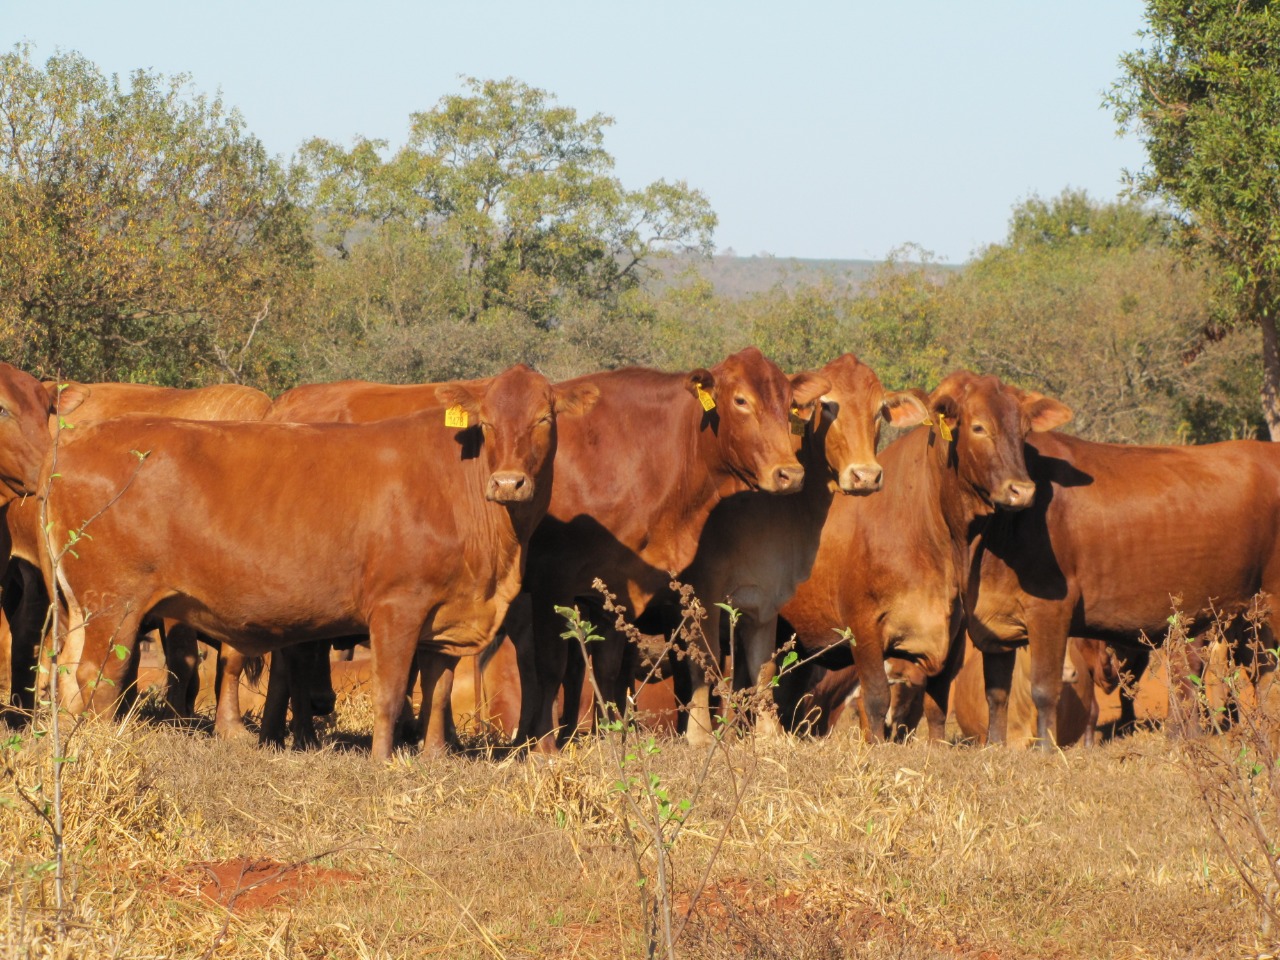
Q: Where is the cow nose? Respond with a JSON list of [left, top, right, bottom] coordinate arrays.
[[767, 463, 805, 494], [1061, 660, 1079, 685], [997, 479, 1035, 510], [487, 471, 533, 503], [841, 463, 883, 494]]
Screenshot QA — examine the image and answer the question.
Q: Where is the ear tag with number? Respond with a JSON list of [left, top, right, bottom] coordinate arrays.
[[444, 405, 469, 429], [790, 408, 806, 435], [696, 385, 716, 411]]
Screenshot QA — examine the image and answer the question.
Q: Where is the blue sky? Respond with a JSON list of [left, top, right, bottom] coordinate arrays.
[[6, 1, 1149, 263]]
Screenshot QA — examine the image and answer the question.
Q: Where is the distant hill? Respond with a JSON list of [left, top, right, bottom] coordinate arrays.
[[646, 252, 958, 298]]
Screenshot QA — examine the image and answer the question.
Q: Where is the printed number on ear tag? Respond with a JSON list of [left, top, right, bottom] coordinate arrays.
[[696, 386, 716, 412], [444, 405, 469, 429]]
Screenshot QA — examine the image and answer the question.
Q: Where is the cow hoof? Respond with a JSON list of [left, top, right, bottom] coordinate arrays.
[[214, 721, 255, 742]]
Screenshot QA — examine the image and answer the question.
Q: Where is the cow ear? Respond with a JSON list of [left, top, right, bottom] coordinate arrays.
[[930, 393, 959, 427], [435, 382, 483, 418], [553, 382, 599, 418], [686, 369, 715, 402], [45, 381, 90, 416], [881, 389, 929, 428], [790, 371, 832, 409], [1023, 393, 1073, 432]]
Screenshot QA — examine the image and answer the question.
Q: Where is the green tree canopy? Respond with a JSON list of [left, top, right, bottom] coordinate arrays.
[[294, 77, 717, 327], [0, 46, 312, 386], [1110, 0, 1280, 437]]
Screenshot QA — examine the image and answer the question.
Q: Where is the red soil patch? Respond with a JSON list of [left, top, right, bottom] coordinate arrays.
[[162, 857, 360, 913], [559, 877, 1005, 958]]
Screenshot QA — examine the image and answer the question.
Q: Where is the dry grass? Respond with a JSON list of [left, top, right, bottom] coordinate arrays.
[[1, 688, 1272, 960]]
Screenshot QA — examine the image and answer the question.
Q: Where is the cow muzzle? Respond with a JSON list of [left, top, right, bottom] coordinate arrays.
[[839, 463, 883, 495], [487, 471, 534, 503], [992, 479, 1035, 511], [759, 462, 805, 494]]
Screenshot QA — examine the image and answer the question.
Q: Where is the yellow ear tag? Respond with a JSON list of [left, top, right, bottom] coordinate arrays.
[[921, 413, 953, 441], [790, 408, 806, 435], [696, 385, 716, 411], [444, 404, 469, 429]]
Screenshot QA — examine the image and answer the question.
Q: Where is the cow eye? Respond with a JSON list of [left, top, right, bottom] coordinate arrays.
[[971, 423, 987, 435], [0, 406, 7, 418], [734, 396, 748, 408]]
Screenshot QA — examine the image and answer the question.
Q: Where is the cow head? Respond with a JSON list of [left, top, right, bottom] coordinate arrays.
[[436, 364, 598, 504], [928, 371, 1072, 512], [689, 347, 830, 495], [0, 366, 89, 500], [805, 354, 928, 494]]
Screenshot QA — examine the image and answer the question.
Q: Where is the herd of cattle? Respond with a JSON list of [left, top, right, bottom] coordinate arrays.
[[0, 347, 1274, 760]]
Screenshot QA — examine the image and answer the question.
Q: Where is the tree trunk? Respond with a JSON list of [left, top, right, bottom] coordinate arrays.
[[1262, 311, 1280, 441]]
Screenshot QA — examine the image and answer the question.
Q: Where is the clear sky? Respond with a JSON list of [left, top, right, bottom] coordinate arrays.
[[6, 1, 1149, 264]]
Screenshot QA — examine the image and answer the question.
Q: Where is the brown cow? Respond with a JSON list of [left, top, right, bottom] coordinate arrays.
[[253, 376, 503, 749], [676, 354, 926, 744], [4, 381, 271, 720], [0, 367, 90, 722], [517, 348, 830, 751], [40, 364, 596, 761], [968, 432, 1280, 747], [778, 371, 1073, 741]]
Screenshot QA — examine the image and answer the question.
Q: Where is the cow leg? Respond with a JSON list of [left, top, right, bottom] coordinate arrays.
[[1027, 626, 1071, 750], [159, 621, 200, 719], [5, 561, 48, 719], [851, 633, 891, 742], [744, 615, 784, 739], [260, 648, 292, 748], [289, 641, 333, 749], [71, 606, 146, 718], [416, 650, 458, 756], [398, 655, 423, 745], [517, 601, 567, 754], [214, 647, 253, 740], [1166, 634, 1207, 739], [982, 649, 1016, 746], [685, 601, 721, 747], [368, 607, 422, 762], [116, 638, 143, 717]]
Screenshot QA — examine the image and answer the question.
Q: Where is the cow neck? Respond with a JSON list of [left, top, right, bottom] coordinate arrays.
[[549, 369, 727, 576], [925, 426, 997, 587], [789, 426, 839, 528]]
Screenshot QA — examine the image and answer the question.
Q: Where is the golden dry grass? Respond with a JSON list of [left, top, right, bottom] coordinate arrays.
[[1, 689, 1273, 960]]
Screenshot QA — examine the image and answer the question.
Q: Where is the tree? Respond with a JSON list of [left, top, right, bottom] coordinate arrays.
[[0, 46, 312, 386], [1110, 1, 1280, 438], [295, 77, 717, 327]]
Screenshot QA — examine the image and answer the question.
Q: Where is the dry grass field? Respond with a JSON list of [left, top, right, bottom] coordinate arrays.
[[2, 665, 1276, 960]]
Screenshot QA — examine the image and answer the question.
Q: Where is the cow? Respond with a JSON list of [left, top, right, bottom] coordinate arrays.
[[248, 376, 504, 750], [967, 432, 1280, 747], [4, 381, 271, 721], [517, 347, 831, 752], [673, 354, 927, 744], [777, 371, 1073, 741], [39, 364, 596, 761], [0, 366, 90, 722]]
